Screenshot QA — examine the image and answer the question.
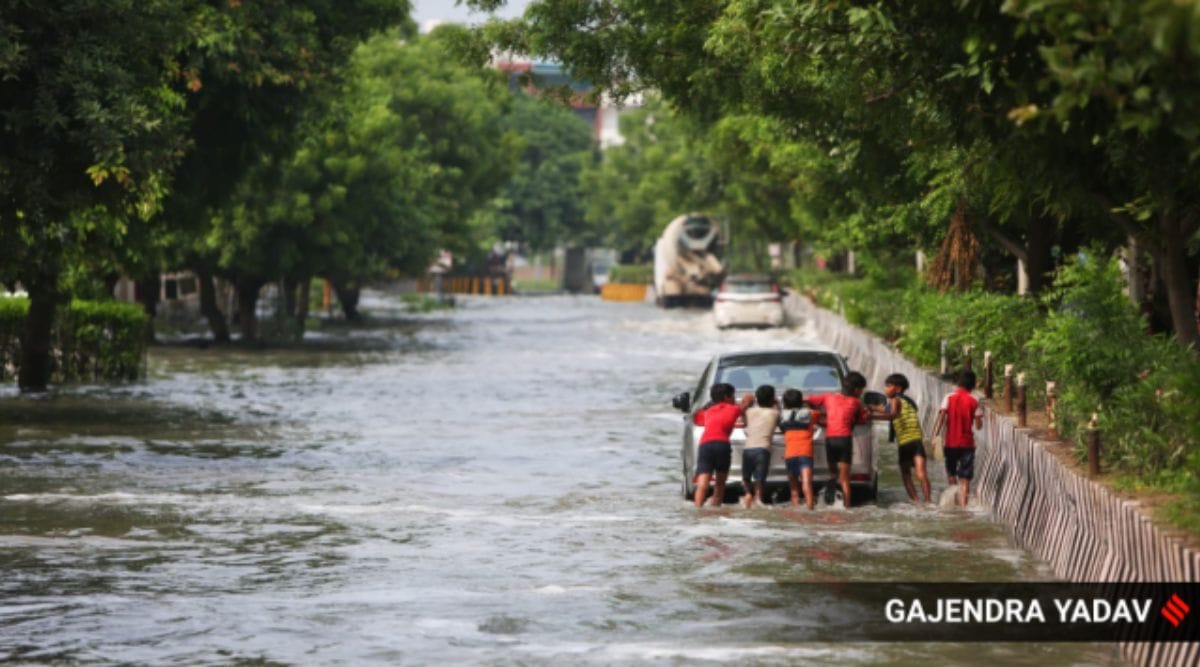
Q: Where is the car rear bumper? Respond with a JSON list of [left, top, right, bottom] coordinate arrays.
[[713, 300, 784, 327]]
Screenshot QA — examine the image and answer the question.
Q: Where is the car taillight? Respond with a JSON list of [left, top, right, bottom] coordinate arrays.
[[850, 473, 871, 481]]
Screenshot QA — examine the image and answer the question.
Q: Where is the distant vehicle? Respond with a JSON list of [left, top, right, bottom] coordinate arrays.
[[653, 213, 724, 308], [589, 248, 618, 293], [672, 348, 885, 503], [713, 274, 785, 329]]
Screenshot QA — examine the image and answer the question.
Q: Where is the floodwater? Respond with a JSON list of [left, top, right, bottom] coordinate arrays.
[[0, 294, 1123, 665]]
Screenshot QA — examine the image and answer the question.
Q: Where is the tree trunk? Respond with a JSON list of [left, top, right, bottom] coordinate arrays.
[[1152, 214, 1200, 350], [1156, 230, 1200, 346], [282, 277, 298, 320], [1023, 218, 1054, 295], [333, 280, 361, 321], [295, 275, 310, 331], [18, 277, 58, 392], [1195, 262, 1200, 340], [197, 269, 230, 343], [236, 278, 263, 343], [136, 273, 160, 343]]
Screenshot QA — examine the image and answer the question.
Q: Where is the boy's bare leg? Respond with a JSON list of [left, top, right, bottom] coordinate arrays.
[[694, 473, 712, 508], [900, 463, 918, 502], [711, 472, 727, 506], [802, 468, 814, 510], [742, 483, 754, 508], [787, 474, 801, 507], [959, 478, 971, 507], [838, 462, 852, 508], [914, 456, 931, 503], [826, 460, 839, 501]]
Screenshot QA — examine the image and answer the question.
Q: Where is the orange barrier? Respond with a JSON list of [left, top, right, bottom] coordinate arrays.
[[600, 283, 648, 302], [415, 274, 512, 296]]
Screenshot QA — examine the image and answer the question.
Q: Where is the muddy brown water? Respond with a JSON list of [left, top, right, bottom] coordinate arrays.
[[0, 294, 1123, 664]]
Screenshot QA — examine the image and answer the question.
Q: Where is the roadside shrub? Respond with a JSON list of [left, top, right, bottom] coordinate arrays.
[[57, 300, 148, 381], [608, 264, 653, 284], [0, 297, 146, 384], [1099, 338, 1200, 479], [1027, 253, 1151, 441], [899, 289, 1042, 373]]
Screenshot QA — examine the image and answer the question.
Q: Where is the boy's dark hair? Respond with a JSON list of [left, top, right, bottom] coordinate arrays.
[[885, 373, 909, 391], [782, 388, 804, 408], [958, 369, 977, 390], [754, 384, 775, 407], [842, 371, 867, 394], [710, 382, 735, 402]]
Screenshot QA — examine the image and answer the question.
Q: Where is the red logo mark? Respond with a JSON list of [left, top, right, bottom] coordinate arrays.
[[1161, 594, 1190, 628]]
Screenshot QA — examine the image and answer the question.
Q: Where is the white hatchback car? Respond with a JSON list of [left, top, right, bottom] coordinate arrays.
[[713, 274, 785, 329], [672, 348, 885, 504]]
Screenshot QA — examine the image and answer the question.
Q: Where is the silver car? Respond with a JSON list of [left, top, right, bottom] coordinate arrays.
[[672, 348, 884, 503]]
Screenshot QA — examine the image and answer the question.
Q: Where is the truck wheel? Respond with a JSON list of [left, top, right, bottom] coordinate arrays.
[[682, 466, 695, 500]]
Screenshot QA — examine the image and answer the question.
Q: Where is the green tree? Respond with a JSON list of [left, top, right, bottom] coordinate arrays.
[[579, 98, 719, 257], [206, 27, 518, 332], [0, 1, 194, 391], [161, 0, 412, 341], [1007, 0, 1200, 345], [478, 94, 595, 253]]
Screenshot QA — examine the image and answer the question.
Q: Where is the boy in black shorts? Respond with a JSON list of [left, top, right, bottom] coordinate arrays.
[[933, 370, 983, 507], [692, 383, 745, 507], [871, 373, 931, 504], [807, 371, 869, 508]]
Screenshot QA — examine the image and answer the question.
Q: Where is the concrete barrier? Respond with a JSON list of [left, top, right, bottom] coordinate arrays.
[[786, 294, 1198, 666]]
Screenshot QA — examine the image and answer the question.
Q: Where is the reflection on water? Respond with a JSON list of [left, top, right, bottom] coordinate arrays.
[[0, 294, 1122, 664]]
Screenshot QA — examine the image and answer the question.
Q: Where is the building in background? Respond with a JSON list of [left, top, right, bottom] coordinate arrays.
[[493, 59, 640, 147]]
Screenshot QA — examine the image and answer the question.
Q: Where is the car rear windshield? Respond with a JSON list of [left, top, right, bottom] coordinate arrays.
[[725, 280, 773, 293], [714, 352, 842, 395]]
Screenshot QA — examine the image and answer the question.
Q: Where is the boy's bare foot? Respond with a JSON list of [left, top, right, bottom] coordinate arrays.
[[742, 494, 753, 509]]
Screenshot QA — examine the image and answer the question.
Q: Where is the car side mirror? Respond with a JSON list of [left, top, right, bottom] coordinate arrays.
[[862, 390, 887, 407], [672, 391, 691, 413]]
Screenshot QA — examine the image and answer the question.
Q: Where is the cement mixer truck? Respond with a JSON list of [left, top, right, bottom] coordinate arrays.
[[653, 213, 725, 308]]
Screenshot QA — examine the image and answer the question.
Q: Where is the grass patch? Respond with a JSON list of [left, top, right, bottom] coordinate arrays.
[[400, 293, 453, 313]]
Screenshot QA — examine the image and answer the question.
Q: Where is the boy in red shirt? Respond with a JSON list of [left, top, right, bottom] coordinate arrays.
[[806, 371, 869, 508], [693, 382, 745, 508], [933, 369, 984, 507]]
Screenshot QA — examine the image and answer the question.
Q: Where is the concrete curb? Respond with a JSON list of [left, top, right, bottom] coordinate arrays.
[[786, 295, 1198, 666]]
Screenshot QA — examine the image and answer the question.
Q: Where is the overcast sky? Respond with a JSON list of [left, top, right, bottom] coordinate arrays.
[[410, 0, 531, 33]]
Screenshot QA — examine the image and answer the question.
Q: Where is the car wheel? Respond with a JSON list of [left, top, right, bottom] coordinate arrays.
[[682, 465, 695, 500], [862, 475, 879, 503]]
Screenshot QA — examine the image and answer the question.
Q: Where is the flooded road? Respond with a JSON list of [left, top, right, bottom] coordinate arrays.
[[0, 295, 1121, 664]]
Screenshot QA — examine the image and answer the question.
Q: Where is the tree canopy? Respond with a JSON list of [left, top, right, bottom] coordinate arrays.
[[474, 0, 1200, 343]]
